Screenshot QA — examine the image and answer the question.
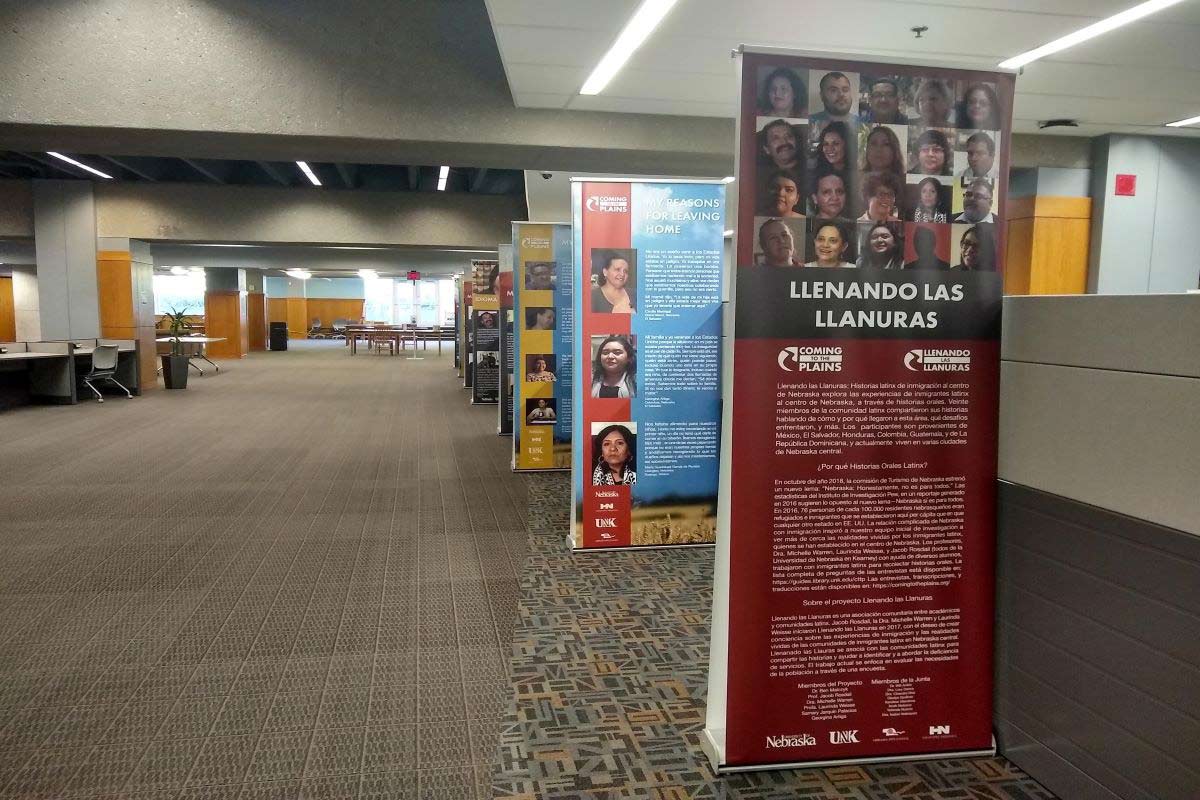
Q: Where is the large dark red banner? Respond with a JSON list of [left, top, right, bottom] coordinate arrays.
[[706, 48, 1014, 770]]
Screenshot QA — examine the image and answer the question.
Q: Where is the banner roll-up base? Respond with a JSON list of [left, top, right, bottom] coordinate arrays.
[[701, 729, 996, 774]]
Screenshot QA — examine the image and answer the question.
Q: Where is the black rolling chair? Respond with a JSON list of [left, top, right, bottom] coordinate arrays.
[[82, 345, 133, 403]]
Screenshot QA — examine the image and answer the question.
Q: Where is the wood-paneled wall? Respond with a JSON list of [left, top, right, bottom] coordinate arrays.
[[247, 293, 267, 351], [1005, 196, 1091, 295], [204, 290, 248, 358], [98, 250, 159, 391], [0, 277, 14, 341], [306, 299, 364, 328], [266, 297, 365, 338]]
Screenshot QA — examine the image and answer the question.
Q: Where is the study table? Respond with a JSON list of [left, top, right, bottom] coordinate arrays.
[[157, 336, 226, 374], [345, 327, 446, 355]]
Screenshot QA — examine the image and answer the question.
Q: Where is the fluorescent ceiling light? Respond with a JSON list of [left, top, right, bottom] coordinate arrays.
[[46, 151, 113, 179], [437, 165, 449, 191], [286, 268, 312, 280], [296, 161, 322, 186], [579, 0, 680, 95], [722, 176, 735, 184], [1166, 114, 1200, 127], [998, 0, 1186, 69], [170, 266, 188, 275], [358, 269, 378, 279]]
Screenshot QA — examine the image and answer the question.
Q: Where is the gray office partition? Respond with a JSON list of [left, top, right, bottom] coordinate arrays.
[[995, 294, 1200, 800]]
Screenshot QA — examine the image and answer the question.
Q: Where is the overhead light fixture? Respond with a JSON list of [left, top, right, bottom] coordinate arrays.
[[170, 266, 188, 276], [721, 176, 735, 184], [296, 161, 322, 186], [579, 0, 680, 95], [285, 268, 312, 280], [998, 0, 1186, 69], [1166, 114, 1200, 127], [358, 269, 379, 279], [46, 151, 113, 179], [437, 165, 449, 191]]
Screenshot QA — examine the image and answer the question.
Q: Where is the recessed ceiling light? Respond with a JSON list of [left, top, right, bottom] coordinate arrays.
[[580, 0, 680, 95], [999, 0, 1186, 69], [437, 166, 449, 191], [46, 152, 113, 179], [721, 176, 735, 184], [1166, 114, 1200, 127], [296, 161, 322, 186], [170, 266, 188, 276]]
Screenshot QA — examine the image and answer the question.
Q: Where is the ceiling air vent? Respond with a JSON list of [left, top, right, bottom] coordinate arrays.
[[1038, 119, 1079, 129]]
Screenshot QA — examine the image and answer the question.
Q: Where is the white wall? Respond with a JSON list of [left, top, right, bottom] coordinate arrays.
[[1090, 135, 1200, 293]]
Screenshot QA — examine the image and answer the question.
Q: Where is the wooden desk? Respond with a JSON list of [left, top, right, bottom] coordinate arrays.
[[0, 345, 75, 407]]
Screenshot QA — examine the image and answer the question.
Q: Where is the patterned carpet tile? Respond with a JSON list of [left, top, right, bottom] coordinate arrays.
[[494, 473, 1057, 800]]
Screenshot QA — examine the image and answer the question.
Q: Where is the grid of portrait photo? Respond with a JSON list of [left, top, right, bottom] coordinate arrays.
[[751, 64, 1002, 271]]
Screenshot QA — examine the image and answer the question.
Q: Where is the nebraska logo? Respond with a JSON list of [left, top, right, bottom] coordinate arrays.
[[585, 195, 629, 213], [904, 349, 971, 372], [829, 730, 859, 744], [765, 734, 815, 749], [777, 345, 843, 372]]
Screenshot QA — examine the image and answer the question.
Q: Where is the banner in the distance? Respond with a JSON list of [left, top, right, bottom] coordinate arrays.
[[570, 179, 724, 549], [512, 222, 573, 471], [498, 245, 515, 435], [704, 47, 1012, 772], [459, 279, 472, 385], [470, 259, 500, 404]]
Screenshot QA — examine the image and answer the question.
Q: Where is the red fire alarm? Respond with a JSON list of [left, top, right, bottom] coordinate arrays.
[[407, 270, 421, 281], [1115, 174, 1137, 196]]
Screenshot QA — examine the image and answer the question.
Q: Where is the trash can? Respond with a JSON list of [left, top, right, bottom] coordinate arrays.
[[269, 322, 288, 351]]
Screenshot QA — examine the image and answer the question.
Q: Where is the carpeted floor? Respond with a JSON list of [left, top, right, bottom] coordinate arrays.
[[0, 341, 525, 799], [494, 473, 1057, 800], [1, 340, 1057, 800]]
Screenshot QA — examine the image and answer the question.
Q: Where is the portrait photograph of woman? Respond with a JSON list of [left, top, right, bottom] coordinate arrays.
[[855, 221, 905, 269], [858, 124, 907, 182], [591, 422, 637, 486], [908, 128, 954, 176], [757, 65, 807, 119], [804, 219, 855, 268], [525, 306, 556, 330], [758, 169, 804, 218], [905, 176, 951, 223], [956, 82, 1003, 130], [590, 335, 637, 398], [591, 249, 637, 314], [525, 354, 557, 382]]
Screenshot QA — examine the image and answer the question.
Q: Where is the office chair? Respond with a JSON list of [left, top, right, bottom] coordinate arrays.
[[82, 345, 133, 403], [331, 319, 348, 339], [309, 318, 326, 338]]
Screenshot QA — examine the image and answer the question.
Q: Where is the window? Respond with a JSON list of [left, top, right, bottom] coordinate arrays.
[[153, 272, 205, 315]]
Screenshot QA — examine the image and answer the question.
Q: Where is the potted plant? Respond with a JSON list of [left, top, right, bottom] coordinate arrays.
[[161, 306, 191, 389]]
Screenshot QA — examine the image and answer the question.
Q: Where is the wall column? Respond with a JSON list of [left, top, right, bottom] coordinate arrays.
[[97, 237, 158, 391], [11, 265, 40, 340], [0, 275, 15, 341], [204, 268, 249, 359], [245, 270, 267, 351], [32, 180, 101, 340], [1005, 167, 1092, 296]]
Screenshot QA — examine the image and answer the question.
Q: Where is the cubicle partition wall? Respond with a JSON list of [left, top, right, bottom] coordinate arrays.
[[0, 338, 139, 409], [995, 294, 1200, 800]]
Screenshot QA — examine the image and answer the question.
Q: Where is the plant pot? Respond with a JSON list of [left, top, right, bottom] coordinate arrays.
[[161, 355, 189, 389]]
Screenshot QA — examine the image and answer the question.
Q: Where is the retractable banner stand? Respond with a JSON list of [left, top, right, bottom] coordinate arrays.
[[703, 48, 1013, 772], [570, 179, 725, 550], [497, 245, 515, 435], [459, 280, 472, 385], [470, 259, 500, 404], [512, 222, 573, 471]]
